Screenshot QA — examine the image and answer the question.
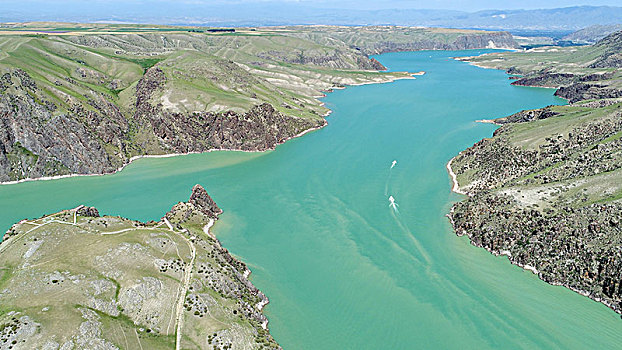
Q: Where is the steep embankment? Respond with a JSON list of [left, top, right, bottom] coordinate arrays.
[[462, 30, 622, 103], [0, 184, 279, 349], [0, 25, 518, 182], [287, 26, 518, 55], [450, 34, 622, 314]]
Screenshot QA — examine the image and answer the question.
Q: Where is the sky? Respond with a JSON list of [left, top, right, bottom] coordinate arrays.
[[281, 0, 622, 11], [4, 0, 622, 12], [1, 0, 620, 29]]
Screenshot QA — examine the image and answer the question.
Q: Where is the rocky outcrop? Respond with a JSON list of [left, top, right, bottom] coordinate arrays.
[[495, 106, 559, 124], [554, 83, 622, 103], [452, 194, 622, 314], [0, 27, 522, 183], [1, 187, 281, 348], [589, 30, 622, 68], [510, 73, 576, 88], [76, 205, 100, 217], [0, 70, 127, 182], [508, 71, 622, 104], [505, 70, 621, 104], [0, 67, 323, 183], [454, 107, 622, 194], [449, 102, 622, 315], [133, 66, 324, 154], [189, 184, 222, 219]]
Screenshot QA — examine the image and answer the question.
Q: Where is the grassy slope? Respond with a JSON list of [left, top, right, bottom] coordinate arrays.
[[456, 101, 622, 207], [462, 41, 622, 90], [0, 29, 415, 119], [0, 203, 277, 349], [456, 32, 622, 203], [0, 22, 519, 121]]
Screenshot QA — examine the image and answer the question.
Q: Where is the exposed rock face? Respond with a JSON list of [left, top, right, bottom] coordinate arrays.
[[76, 205, 100, 217], [0, 67, 323, 183], [449, 102, 622, 315], [510, 73, 576, 88], [369, 58, 387, 71], [589, 30, 622, 68], [495, 106, 559, 124], [0, 70, 126, 181], [507, 70, 621, 104], [0, 28, 518, 183], [133, 67, 324, 154], [189, 184, 223, 219], [554, 83, 622, 103], [361, 31, 518, 55], [452, 195, 622, 314]]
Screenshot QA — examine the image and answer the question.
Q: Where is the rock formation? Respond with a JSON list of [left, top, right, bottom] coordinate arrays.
[[189, 184, 223, 218]]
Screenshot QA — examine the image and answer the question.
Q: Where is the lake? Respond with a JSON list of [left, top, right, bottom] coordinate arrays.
[[1, 50, 620, 349]]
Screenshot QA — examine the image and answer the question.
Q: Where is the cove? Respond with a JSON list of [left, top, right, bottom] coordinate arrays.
[[1, 50, 621, 349]]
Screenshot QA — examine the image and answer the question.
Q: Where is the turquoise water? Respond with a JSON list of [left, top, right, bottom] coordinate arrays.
[[1, 50, 621, 349]]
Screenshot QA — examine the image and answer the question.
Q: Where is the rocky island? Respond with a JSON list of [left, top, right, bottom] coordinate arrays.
[[450, 30, 622, 315], [0, 184, 279, 349]]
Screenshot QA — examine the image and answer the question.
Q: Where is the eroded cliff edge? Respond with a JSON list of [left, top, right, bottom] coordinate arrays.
[[0, 184, 279, 349], [0, 66, 324, 182], [448, 101, 622, 315], [448, 29, 622, 316]]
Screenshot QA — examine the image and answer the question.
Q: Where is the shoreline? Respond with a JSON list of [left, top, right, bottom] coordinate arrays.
[[0, 70, 421, 187], [446, 117, 620, 316], [446, 156, 467, 195], [0, 121, 328, 186], [474, 119, 502, 125], [453, 218, 620, 314]]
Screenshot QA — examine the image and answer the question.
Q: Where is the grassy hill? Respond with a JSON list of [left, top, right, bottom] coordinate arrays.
[[0, 185, 279, 349]]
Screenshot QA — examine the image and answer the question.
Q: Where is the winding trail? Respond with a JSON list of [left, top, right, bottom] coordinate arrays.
[[164, 217, 196, 350]]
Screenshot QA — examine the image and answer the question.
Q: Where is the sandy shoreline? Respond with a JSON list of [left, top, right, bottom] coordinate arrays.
[[0, 70, 423, 186], [474, 119, 502, 125], [0, 122, 330, 186], [446, 156, 467, 195]]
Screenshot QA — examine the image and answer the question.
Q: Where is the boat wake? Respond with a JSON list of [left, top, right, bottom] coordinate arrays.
[[385, 159, 431, 265]]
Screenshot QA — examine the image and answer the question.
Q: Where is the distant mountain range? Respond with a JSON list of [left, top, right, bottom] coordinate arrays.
[[0, 2, 621, 32]]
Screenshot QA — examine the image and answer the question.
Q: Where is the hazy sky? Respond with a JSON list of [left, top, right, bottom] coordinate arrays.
[[279, 0, 622, 11], [5, 0, 622, 12]]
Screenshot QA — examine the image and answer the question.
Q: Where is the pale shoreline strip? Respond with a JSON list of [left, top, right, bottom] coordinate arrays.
[[202, 219, 216, 240], [0, 125, 327, 186], [0, 71, 421, 186], [446, 156, 467, 195], [474, 119, 502, 125]]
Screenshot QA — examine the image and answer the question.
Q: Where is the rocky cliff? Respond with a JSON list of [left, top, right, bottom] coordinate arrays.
[[362, 31, 518, 55], [0, 65, 323, 182], [1, 26, 428, 183], [0, 185, 280, 349], [463, 30, 622, 104], [449, 101, 622, 315]]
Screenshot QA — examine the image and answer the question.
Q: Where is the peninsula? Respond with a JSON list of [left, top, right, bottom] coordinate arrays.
[[0, 184, 279, 349]]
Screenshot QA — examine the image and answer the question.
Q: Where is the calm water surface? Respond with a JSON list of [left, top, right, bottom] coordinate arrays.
[[1, 50, 621, 349]]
